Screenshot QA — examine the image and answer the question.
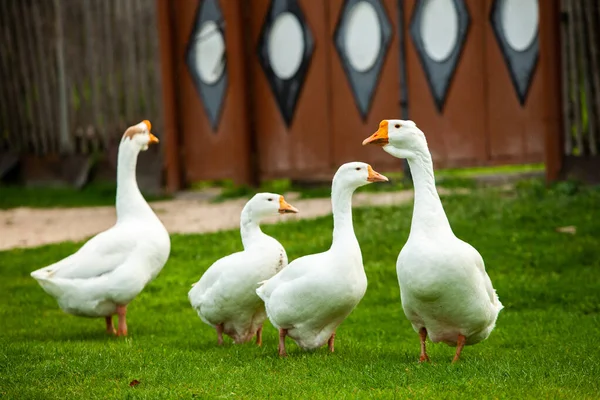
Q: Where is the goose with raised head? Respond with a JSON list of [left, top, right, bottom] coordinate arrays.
[[188, 193, 298, 345], [30, 120, 170, 336], [363, 120, 503, 363], [256, 162, 388, 356]]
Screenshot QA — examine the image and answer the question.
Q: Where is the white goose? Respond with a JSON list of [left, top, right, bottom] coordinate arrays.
[[188, 193, 298, 345], [363, 119, 503, 362], [256, 162, 388, 356], [30, 120, 170, 336]]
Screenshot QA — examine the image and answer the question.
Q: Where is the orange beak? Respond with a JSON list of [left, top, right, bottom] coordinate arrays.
[[367, 165, 389, 182], [143, 120, 159, 145], [362, 120, 389, 146], [279, 196, 299, 214], [148, 133, 159, 145]]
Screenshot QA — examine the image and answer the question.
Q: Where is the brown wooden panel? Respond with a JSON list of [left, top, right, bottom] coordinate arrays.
[[539, 0, 563, 182], [329, 0, 403, 171], [404, 0, 487, 167], [157, 0, 182, 192], [172, 0, 251, 184], [484, 0, 545, 163], [249, 0, 331, 180]]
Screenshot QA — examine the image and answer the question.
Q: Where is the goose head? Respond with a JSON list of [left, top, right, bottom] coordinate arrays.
[[362, 119, 427, 160], [247, 193, 299, 219], [333, 162, 388, 189], [121, 120, 160, 152]]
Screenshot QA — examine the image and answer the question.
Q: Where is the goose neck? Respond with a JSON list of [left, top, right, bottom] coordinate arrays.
[[408, 151, 452, 235], [240, 205, 264, 248], [331, 181, 358, 247], [116, 144, 154, 222]]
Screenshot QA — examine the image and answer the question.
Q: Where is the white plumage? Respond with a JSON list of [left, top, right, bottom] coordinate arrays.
[[188, 193, 298, 345], [257, 162, 388, 356], [363, 119, 503, 362], [30, 121, 170, 336]]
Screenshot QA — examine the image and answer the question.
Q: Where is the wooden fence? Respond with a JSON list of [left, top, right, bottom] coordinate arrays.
[[560, 0, 600, 157], [0, 0, 163, 158], [544, 0, 600, 183]]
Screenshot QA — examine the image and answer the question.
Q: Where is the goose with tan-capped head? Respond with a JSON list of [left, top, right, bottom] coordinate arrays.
[[363, 120, 503, 363], [30, 120, 170, 336], [257, 162, 388, 356]]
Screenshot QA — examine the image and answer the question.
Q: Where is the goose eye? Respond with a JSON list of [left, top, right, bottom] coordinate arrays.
[[268, 198, 273, 201], [394, 124, 401, 129], [355, 167, 361, 171]]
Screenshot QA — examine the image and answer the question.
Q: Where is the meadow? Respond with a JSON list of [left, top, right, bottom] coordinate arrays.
[[1, 179, 599, 399]]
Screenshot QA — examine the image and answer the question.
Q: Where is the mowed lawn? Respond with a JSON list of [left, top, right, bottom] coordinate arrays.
[[1, 181, 599, 399]]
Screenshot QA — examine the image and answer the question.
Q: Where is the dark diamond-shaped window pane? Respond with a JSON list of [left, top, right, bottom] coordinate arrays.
[[410, 0, 470, 112], [185, 0, 227, 131], [490, 0, 539, 105], [334, 0, 392, 119], [257, 0, 314, 126]]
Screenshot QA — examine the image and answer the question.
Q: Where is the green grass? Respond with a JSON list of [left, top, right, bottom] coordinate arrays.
[[0, 183, 168, 210], [435, 163, 544, 178], [1, 180, 599, 398], [212, 164, 545, 202]]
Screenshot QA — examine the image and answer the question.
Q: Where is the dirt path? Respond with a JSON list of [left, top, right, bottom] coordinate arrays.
[[0, 189, 447, 251]]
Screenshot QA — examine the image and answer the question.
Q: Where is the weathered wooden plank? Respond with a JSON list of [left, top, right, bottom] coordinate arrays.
[[12, 0, 40, 153], [32, 0, 57, 154], [124, 0, 138, 123], [0, 2, 23, 150], [573, 0, 595, 156], [54, 0, 72, 154], [560, 0, 573, 155], [82, 0, 102, 150], [583, 0, 599, 155], [566, 0, 583, 155]]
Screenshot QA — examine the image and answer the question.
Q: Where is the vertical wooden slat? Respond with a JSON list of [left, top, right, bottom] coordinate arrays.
[[585, 0, 600, 155], [32, 0, 57, 154], [54, 0, 72, 154], [148, 0, 163, 132], [573, 0, 595, 155], [541, 0, 565, 182], [43, 0, 59, 153], [103, 0, 119, 139], [0, 1, 26, 151], [566, 0, 583, 155], [560, 0, 573, 155], [92, 0, 106, 143], [83, 0, 103, 149], [68, 0, 88, 154], [135, 0, 149, 120], [156, 0, 182, 192], [12, 0, 39, 152], [0, 6, 12, 150], [22, 0, 51, 154], [124, 0, 138, 123]]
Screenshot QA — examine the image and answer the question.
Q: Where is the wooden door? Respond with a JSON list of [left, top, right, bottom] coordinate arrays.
[[485, 0, 545, 163], [404, 0, 488, 168], [403, 0, 547, 168], [248, 0, 332, 180], [329, 0, 403, 171], [170, 0, 251, 184]]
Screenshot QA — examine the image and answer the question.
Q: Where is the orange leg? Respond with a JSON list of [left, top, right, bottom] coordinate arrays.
[[452, 334, 466, 363], [328, 332, 336, 353], [419, 327, 430, 362], [256, 325, 263, 347], [116, 305, 127, 336], [105, 316, 116, 335], [278, 328, 288, 357], [216, 323, 224, 346]]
